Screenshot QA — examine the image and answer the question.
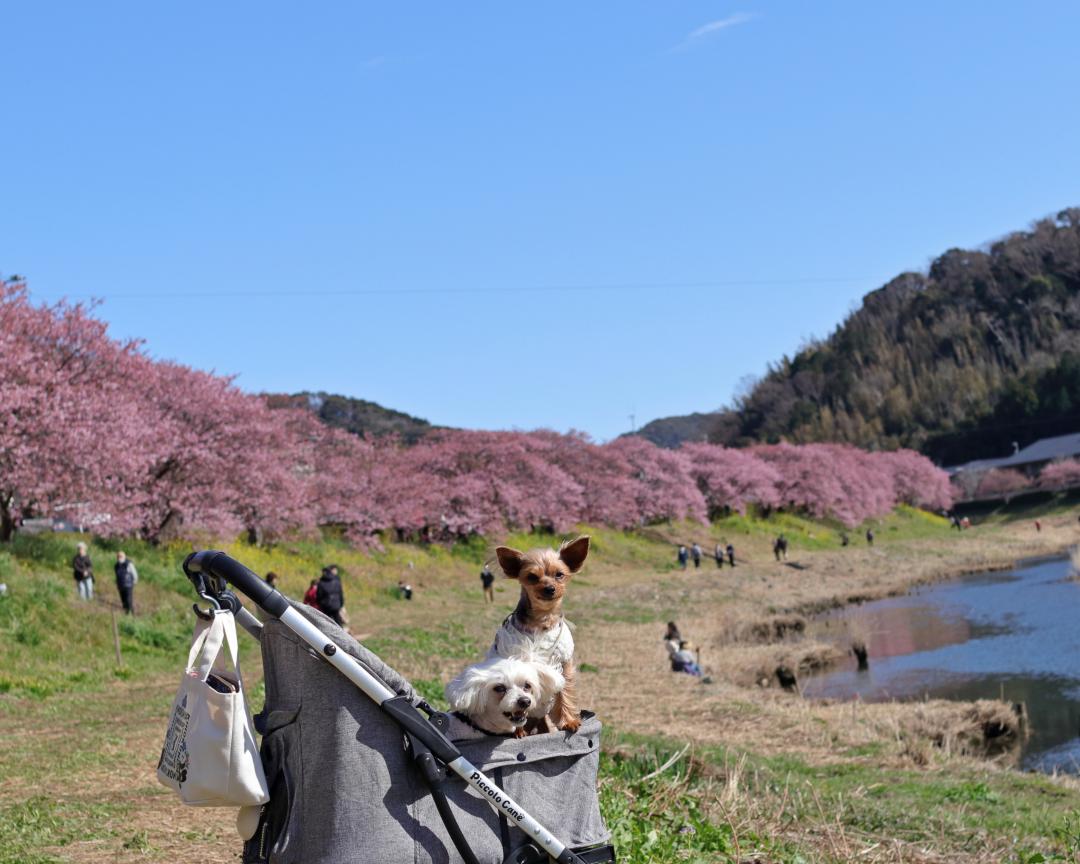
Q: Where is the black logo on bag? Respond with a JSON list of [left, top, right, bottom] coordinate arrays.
[[158, 693, 191, 786]]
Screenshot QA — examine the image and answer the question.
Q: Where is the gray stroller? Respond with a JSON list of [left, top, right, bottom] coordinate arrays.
[[183, 551, 616, 864]]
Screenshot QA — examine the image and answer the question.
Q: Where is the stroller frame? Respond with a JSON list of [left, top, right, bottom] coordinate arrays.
[[183, 550, 594, 864]]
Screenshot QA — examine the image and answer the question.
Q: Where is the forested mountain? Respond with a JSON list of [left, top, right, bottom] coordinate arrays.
[[635, 209, 1080, 464], [265, 391, 438, 443]]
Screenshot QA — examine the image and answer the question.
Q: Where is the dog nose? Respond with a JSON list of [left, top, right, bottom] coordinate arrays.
[[516, 696, 531, 709], [542, 586, 556, 598]]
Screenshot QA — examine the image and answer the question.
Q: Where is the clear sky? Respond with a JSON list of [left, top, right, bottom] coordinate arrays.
[[3, 2, 1079, 440]]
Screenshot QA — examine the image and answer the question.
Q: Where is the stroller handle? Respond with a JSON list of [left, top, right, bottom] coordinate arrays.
[[184, 550, 290, 619]]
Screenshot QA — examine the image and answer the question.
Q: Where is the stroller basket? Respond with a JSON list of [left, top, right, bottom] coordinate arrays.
[[183, 551, 615, 864]]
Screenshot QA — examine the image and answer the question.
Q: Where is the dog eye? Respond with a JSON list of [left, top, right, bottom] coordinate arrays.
[[493, 684, 507, 694], [527, 574, 540, 584], [523, 682, 532, 690], [553, 573, 564, 581]]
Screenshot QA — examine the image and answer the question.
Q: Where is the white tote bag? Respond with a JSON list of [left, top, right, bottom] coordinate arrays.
[[157, 610, 269, 807]]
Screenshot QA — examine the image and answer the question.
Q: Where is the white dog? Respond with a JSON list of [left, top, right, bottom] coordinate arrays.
[[444, 655, 565, 737]]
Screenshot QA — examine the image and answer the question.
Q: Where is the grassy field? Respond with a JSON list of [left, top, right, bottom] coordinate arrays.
[[2, 502, 1080, 863]]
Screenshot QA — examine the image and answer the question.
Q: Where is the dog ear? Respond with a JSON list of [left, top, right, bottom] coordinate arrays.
[[534, 662, 566, 702], [496, 546, 525, 578], [445, 666, 488, 716], [558, 536, 590, 573]]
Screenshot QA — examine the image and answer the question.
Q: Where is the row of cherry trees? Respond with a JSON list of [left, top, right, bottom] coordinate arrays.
[[1, 279, 955, 546], [968, 460, 1080, 501]]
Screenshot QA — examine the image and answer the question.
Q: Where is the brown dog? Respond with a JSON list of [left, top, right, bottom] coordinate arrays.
[[489, 536, 589, 733]]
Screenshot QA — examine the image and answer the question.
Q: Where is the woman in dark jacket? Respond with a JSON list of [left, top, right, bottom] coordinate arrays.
[[315, 565, 345, 626], [73, 542, 94, 601]]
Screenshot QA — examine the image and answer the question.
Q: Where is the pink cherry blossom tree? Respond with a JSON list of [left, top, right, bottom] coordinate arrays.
[[975, 468, 1030, 500], [1038, 459, 1080, 490], [681, 442, 782, 517], [0, 279, 144, 539]]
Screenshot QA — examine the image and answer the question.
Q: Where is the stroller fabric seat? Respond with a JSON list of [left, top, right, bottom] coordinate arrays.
[[244, 602, 611, 864]]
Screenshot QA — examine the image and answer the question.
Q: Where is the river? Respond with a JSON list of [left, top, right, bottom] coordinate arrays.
[[801, 554, 1080, 772]]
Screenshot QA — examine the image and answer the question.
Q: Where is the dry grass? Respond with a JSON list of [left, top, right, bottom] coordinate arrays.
[[4, 507, 1080, 862]]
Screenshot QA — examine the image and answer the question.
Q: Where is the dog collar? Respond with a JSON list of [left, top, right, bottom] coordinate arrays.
[[451, 711, 504, 737]]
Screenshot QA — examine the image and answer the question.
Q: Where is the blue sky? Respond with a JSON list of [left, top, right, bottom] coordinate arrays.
[[3, 2, 1078, 440]]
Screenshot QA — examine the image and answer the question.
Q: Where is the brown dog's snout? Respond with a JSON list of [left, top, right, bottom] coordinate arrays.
[[516, 696, 532, 709], [542, 585, 557, 598]]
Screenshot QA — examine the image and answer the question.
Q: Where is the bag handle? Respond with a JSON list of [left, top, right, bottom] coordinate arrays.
[[187, 611, 241, 683]]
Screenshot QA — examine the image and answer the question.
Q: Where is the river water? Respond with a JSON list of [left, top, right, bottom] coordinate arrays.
[[801, 555, 1080, 772]]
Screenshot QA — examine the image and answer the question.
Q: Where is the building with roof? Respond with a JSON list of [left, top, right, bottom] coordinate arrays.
[[947, 432, 1080, 477]]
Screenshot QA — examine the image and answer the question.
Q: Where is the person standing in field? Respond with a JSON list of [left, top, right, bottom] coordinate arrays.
[[480, 562, 495, 604], [690, 543, 702, 568], [315, 564, 345, 626], [73, 541, 94, 601], [114, 550, 138, 615], [677, 545, 689, 570], [303, 579, 319, 608], [714, 543, 724, 568], [726, 543, 736, 567], [865, 528, 875, 546]]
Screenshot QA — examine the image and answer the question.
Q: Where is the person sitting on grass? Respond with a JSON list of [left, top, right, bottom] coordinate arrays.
[[670, 640, 702, 677]]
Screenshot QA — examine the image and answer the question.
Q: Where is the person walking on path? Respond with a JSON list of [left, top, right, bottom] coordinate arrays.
[[714, 543, 724, 568], [726, 543, 736, 567], [773, 535, 788, 562], [114, 550, 138, 615], [677, 545, 689, 570], [865, 528, 875, 546], [303, 579, 319, 608], [691, 543, 702, 568], [315, 564, 346, 626], [73, 542, 94, 601], [480, 562, 495, 604]]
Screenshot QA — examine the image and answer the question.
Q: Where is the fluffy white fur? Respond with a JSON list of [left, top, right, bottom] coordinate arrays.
[[489, 615, 575, 669], [444, 656, 565, 736]]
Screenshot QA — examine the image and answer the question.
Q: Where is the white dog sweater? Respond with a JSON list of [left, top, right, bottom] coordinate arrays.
[[489, 614, 574, 669]]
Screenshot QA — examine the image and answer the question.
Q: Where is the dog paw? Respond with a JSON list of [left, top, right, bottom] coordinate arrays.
[[513, 727, 528, 739], [557, 716, 581, 733]]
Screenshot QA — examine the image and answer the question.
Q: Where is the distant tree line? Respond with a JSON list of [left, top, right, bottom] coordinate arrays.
[[0, 277, 953, 547]]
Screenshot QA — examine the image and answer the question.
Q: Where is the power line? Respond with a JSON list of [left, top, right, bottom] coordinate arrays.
[[24, 276, 869, 302]]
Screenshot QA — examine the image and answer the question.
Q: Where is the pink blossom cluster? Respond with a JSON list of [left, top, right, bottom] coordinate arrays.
[[971, 468, 1031, 499], [1038, 459, 1080, 490], [0, 279, 955, 545]]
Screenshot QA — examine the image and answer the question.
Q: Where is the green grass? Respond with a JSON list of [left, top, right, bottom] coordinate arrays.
[[1, 512, 1077, 863], [0, 797, 131, 864], [606, 731, 1080, 863]]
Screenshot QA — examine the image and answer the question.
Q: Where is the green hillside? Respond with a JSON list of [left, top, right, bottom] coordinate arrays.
[[635, 209, 1080, 464], [265, 391, 438, 443]]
